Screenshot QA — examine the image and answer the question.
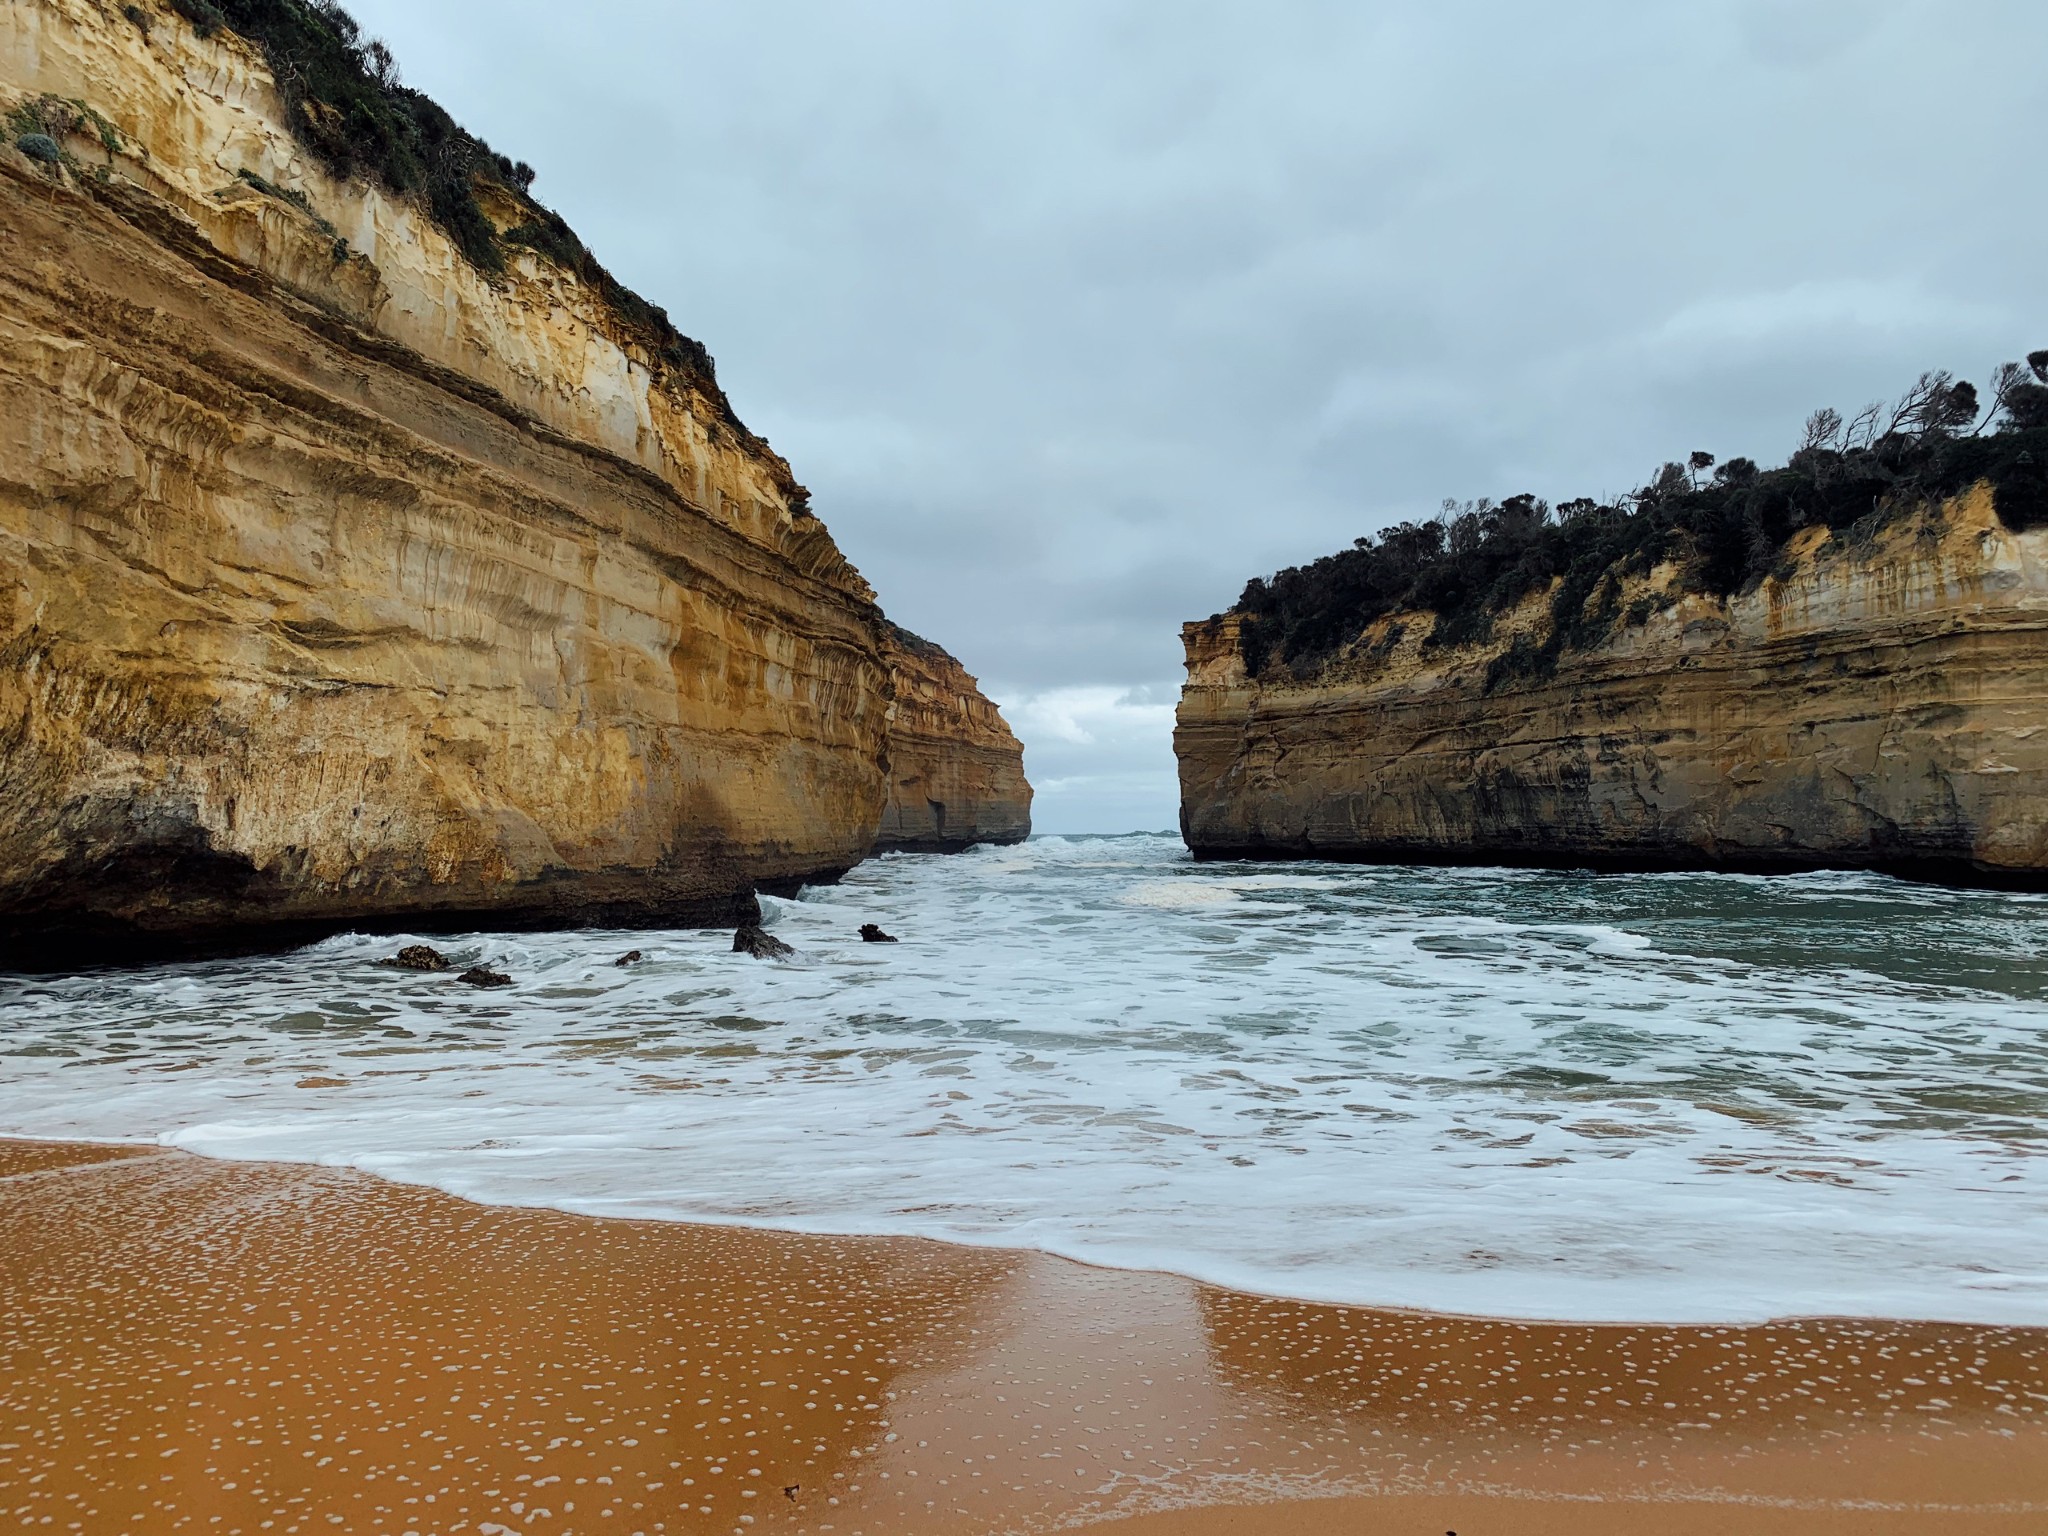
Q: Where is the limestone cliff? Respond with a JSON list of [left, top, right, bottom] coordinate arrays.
[[0, 0, 1026, 963], [877, 624, 1031, 853], [1178, 485, 2048, 883]]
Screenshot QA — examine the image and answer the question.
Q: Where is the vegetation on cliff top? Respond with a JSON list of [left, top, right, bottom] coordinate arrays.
[[882, 620, 960, 667], [157, 0, 767, 455], [1230, 356, 2048, 684]]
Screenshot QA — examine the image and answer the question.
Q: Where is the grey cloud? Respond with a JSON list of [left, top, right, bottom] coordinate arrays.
[[348, 0, 2048, 832], [1735, 0, 1904, 67]]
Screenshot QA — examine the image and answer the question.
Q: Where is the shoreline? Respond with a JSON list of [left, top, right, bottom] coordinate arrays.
[[14, 1132, 2032, 1333], [4, 1139, 2046, 1534]]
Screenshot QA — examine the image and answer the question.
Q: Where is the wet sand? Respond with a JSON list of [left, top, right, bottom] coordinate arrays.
[[2, 1140, 2044, 1535]]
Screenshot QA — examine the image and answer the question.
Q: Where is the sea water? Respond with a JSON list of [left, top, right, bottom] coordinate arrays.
[[4, 833, 2047, 1326]]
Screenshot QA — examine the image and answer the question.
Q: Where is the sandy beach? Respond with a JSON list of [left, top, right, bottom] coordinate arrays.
[[1, 1139, 2043, 1535]]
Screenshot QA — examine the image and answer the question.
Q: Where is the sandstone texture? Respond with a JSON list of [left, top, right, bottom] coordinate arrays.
[[0, 0, 1025, 963], [876, 624, 1032, 853], [1177, 487, 2048, 883]]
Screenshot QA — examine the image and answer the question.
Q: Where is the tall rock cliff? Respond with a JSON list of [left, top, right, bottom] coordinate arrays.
[[877, 623, 1031, 852], [1178, 484, 2048, 883], [0, 0, 1025, 963]]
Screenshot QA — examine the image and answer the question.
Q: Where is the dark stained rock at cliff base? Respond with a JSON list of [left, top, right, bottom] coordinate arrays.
[[859, 924, 898, 943], [733, 925, 796, 961]]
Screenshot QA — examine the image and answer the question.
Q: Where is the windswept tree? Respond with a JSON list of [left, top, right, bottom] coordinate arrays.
[[1801, 407, 1844, 452], [2000, 352, 2048, 430]]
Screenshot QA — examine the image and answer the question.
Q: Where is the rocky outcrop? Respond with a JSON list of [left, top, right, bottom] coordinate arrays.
[[1177, 486, 2048, 883], [0, 0, 1025, 965], [876, 624, 1031, 852]]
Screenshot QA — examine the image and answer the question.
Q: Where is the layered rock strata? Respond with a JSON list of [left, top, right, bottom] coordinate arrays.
[[876, 624, 1032, 852], [0, 0, 1025, 963], [1177, 487, 2048, 883]]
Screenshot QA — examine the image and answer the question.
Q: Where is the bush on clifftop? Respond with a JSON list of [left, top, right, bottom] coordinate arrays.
[[1232, 357, 2048, 683]]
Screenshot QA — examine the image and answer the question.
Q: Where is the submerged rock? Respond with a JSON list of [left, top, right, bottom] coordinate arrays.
[[457, 965, 512, 988], [733, 925, 795, 961], [858, 923, 898, 943], [615, 949, 643, 967], [386, 944, 451, 972]]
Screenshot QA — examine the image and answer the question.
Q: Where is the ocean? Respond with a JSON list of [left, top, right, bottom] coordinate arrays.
[[5, 832, 2046, 1326]]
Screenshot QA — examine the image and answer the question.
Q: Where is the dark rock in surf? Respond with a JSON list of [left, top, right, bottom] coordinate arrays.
[[733, 924, 795, 960], [385, 944, 450, 972], [858, 924, 898, 943], [615, 949, 643, 966], [457, 965, 512, 988]]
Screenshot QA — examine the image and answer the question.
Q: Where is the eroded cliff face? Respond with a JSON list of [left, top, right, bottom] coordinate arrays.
[[0, 0, 1025, 961], [876, 625, 1031, 852], [1177, 487, 2048, 881]]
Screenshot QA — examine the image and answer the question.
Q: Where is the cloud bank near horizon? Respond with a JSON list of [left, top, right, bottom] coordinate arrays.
[[347, 0, 2048, 833]]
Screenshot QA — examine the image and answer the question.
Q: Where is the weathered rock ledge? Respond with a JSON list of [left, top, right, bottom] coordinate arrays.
[[877, 624, 1032, 853], [0, 0, 1025, 965], [1177, 486, 2048, 884]]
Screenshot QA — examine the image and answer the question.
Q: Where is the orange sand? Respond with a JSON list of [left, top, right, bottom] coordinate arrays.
[[1, 1140, 2044, 1535]]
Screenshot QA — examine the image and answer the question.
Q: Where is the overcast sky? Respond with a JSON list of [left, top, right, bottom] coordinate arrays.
[[347, 0, 2046, 833]]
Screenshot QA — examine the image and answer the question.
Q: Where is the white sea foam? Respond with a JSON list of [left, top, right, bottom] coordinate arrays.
[[5, 832, 2048, 1325], [1117, 881, 1241, 908]]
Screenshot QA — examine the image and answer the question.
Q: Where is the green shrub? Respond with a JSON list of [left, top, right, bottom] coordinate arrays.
[[75, 100, 123, 158], [233, 167, 337, 235], [169, 0, 226, 37], [8, 93, 125, 174]]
